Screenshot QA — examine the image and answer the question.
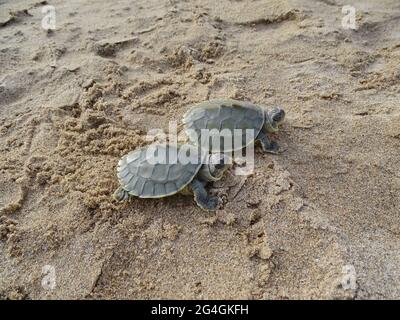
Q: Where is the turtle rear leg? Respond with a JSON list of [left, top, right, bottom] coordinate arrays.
[[113, 187, 130, 202], [191, 179, 218, 211], [256, 131, 280, 154]]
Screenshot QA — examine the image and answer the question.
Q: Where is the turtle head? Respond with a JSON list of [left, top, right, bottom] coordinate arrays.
[[265, 107, 285, 133], [199, 153, 231, 181]]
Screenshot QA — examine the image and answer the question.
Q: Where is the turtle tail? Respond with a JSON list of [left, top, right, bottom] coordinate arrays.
[[113, 187, 130, 202]]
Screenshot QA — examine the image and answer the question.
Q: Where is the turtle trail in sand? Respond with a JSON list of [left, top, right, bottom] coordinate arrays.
[[114, 144, 231, 211], [183, 99, 285, 154]]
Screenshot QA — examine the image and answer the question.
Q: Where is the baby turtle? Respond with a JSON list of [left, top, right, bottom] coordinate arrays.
[[183, 99, 285, 153], [113, 144, 231, 211]]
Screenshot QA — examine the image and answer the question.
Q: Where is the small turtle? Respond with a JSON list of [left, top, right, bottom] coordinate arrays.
[[183, 99, 285, 153], [113, 144, 231, 211]]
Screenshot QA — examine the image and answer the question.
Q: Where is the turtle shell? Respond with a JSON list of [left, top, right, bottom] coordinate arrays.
[[183, 99, 265, 152], [117, 144, 204, 198]]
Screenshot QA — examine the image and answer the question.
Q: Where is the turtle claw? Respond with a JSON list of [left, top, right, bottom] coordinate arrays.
[[202, 196, 219, 211], [262, 141, 280, 154], [113, 187, 130, 202], [191, 179, 219, 211], [257, 132, 282, 155], [194, 194, 219, 211]]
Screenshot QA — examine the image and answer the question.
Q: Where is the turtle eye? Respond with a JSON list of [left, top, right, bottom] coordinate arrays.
[[272, 113, 280, 121], [272, 109, 285, 122]]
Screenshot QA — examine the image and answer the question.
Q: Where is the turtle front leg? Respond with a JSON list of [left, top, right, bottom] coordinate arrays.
[[113, 187, 130, 202], [256, 131, 280, 154], [191, 179, 218, 211]]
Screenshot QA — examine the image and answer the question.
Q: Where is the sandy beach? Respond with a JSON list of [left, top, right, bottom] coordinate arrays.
[[0, 0, 400, 299]]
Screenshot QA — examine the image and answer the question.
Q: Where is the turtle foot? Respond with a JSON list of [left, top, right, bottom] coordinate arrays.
[[113, 187, 130, 202]]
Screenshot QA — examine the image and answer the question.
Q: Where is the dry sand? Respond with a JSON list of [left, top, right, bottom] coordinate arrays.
[[0, 0, 399, 299]]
